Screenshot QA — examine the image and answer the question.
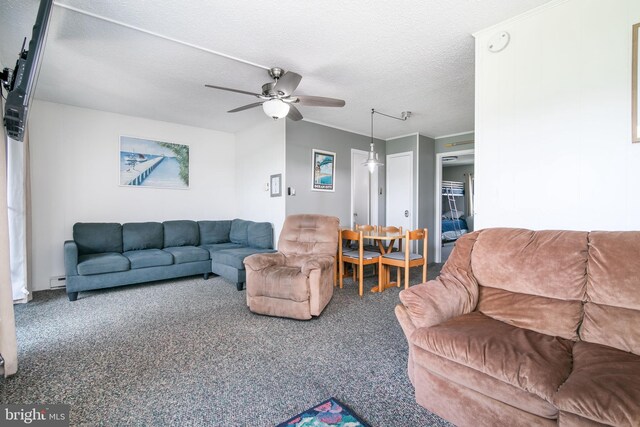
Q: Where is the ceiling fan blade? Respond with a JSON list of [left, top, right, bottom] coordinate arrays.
[[294, 95, 346, 107], [273, 71, 302, 96], [287, 104, 303, 121], [228, 102, 264, 113], [205, 84, 261, 97]]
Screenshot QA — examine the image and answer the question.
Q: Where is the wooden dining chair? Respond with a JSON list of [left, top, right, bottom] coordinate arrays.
[[378, 228, 428, 291], [354, 224, 378, 252], [339, 229, 380, 297], [377, 225, 402, 285], [378, 225, 402, 252]]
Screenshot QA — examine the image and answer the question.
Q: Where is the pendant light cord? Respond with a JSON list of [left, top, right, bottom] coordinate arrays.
[[370, 108, 411, 145]]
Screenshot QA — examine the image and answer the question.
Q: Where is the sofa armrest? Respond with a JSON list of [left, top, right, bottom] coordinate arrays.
[[244, 252, 285, 271], [300, 255, 335, 277], [64, 240, 79, 277], [398, 267, 479, 330]]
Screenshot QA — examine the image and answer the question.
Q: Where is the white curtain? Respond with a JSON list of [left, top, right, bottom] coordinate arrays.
[[8, 133, 29, 301], [1, 128, 19, 376]]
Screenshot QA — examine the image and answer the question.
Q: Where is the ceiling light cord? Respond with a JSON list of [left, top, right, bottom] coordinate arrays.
[[52, 2, 271, 71], [372, 109, 411, 122], [365, 108, 410, 173]]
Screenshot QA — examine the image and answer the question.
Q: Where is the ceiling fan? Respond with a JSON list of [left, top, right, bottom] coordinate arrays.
[[205, 67, 345, 121]]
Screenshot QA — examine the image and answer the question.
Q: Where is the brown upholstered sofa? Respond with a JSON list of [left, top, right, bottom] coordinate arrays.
[[395, 228, 640, 427], [244, 214, 339, 320]]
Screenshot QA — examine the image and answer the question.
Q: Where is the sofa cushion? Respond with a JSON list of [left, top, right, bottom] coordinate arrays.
[[582, 231, 640, 355], [477, 285, 583, 341], [247, 222, 273, 249], [123, 222, 163, 251], [163, 246, 209, 264], [200, 243, 243, 256], [198, 220, 231, 244], [553, 341, 640, 427], [211, 247, 275, 270], [77, 253, 130, 275], [73, 223, 123, 255], [471, 228, 588, 300], [580, 303, 640, 356], [163, 220, 199, 247], [412, 346, 558, 419], [230, 219, 250, 245], [123, 249, 174, 269], [410, 311, 574, 401]]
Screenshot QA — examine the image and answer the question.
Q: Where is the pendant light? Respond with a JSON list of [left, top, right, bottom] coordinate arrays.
[[363, 108, 412, 173], [363, 109, 383, 173]]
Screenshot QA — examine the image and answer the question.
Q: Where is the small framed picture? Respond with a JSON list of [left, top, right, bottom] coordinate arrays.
[[312, 149, 336, 192], [270, 174, 282, 197]]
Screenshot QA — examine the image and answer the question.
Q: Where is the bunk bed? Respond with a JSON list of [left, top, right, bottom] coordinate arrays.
[[442, 180, 469, 242]]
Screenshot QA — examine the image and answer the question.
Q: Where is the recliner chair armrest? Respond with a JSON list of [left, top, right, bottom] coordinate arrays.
[[300, 256, 335, 276], [398, 267, 479, 330], [64, 240, 79, 276], [244, 252, 286, 271]]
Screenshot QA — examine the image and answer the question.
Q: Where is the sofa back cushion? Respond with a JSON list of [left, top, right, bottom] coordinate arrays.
[[198, 220, 231, 244], [581, 231, 640, 355], [230, 219, 250, 245], [74, 223, 123, 255], [278, 214, 339, 257], [471, 228, 588, 340], [163, 220, 199, 247], [248, 222, 273, 249], [123, 222, 163, 251]]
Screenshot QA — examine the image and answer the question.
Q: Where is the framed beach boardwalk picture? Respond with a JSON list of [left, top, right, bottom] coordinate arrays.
[[312, 149, 335, 192], [119, 136, 189, 189]]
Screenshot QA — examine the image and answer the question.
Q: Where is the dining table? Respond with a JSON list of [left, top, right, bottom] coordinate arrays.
[[341, 226, 405, 293]]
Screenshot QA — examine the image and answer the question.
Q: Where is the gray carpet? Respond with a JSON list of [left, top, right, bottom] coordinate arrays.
[[2, 265, 453, 427]]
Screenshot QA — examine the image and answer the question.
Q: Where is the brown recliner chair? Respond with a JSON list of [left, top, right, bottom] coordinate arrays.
[[243, 214, 340, 320]]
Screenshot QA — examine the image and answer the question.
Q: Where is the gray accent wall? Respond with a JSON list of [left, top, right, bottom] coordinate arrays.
[[443, 164, 474, 184], [435, 132, 475, 153], [285, 121, 385, 226], [418, 135, 436, 262]]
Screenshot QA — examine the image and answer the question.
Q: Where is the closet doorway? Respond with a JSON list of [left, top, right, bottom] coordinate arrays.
[[434, 149, 475, 263]]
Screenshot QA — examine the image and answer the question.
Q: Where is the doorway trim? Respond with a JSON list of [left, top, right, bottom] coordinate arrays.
[[434, 148, 475, 263]]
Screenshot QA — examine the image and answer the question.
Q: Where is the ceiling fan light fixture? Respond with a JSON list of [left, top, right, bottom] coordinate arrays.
[[262, 99, 290, 119]]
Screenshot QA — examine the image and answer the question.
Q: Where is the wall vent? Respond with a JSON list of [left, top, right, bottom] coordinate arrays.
[[49, 276, 66, 289]]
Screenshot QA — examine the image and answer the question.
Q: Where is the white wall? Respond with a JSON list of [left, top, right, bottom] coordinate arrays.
[[28, 101, 237, 291], [474, 0, 640, 231], [235, 119, 286, 245]]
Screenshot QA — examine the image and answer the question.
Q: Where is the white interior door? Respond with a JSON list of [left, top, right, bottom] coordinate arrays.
[[386, 152, 413, 233], [351, 150, 369, 227]]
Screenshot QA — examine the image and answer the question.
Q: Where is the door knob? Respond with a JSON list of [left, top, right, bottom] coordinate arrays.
[[404, 210, 409, 217], [354, 213, 358, 217]]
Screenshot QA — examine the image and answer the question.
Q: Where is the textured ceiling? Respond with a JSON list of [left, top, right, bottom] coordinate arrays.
[[0, 0, 552, 139]]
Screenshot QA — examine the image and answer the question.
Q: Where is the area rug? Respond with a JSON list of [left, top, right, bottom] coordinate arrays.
[[276, 397, 371, 427]]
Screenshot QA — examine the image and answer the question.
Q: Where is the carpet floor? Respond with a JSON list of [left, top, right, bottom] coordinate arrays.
[[2, 265, 453, 426]]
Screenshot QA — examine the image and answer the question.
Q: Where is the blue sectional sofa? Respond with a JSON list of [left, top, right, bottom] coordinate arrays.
[[64, 219, 275, 301]]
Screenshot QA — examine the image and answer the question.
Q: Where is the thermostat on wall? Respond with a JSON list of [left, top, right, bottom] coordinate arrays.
[[488, 31, 510, 53]]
